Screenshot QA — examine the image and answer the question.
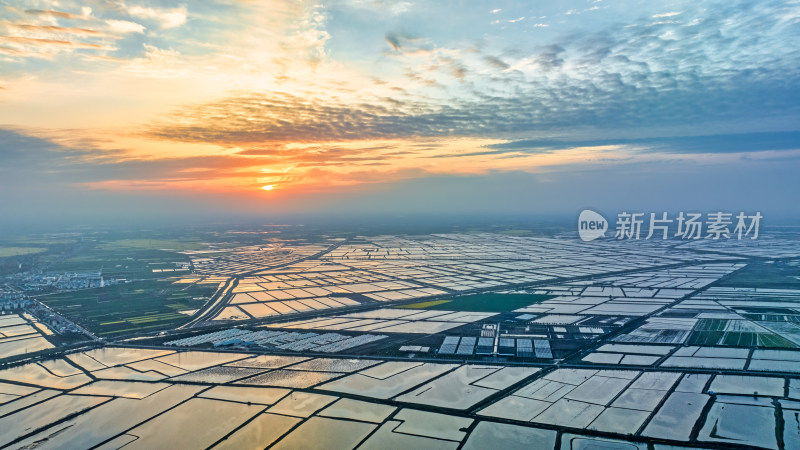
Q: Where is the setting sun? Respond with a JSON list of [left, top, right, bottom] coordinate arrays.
[[261, 185, 275, 191]]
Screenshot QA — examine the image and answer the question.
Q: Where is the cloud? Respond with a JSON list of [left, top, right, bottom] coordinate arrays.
[[0, 128, 410, 191], [488, 132, 800, 155], [483, 55, 509, 70], [390, 2, 412, 15], [106, 19, 146, 34], [385, 32, 424, 53], [3, 0, 800, 225], [277, 161, 800, 220], [145, 91, 451, 143], [652, 12, 681, 18], [24, 9, 81, 19], [346, 0, 412, 15], [0, 36, 105, 50], [121, 44, 185, 77], [0, 46, 24, 56], [0, 128, 260, 192], [3, 124, 799, 228], [126, 5, 187, 29], [0, 128, 113, 184], [1, 7, 121, 60], [385, 33, 402, 51], [144, 64, 800, 145], [6, 24, 103, 36]]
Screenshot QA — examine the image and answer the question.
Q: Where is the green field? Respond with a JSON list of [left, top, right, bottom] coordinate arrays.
[[717, 261, 800, 289], [398, 292, 551, 312], [37, 279, 216, 336], [0, 247, 47, 257], [43, 247, 192, 279], [694, 318, 728, 331], [687, 330, 797, 347], [10, 238, 78, 245], [97, 238, 209, 252], [5, 231, 228, 336], [687, 319, 798, 348]]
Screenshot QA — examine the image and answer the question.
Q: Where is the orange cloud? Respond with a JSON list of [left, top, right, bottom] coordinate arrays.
[[24, 9, 81, 19], [0, 36, 104, 49], [6, 24, 103, 35]]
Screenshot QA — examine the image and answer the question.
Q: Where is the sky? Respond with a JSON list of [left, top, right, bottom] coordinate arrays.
[[1, 0, 800, 228]]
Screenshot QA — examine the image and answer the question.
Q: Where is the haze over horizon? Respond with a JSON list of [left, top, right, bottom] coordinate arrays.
[[2, 0, 800, 228]]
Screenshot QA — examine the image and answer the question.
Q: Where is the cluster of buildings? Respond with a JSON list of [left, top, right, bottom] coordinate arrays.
[[24, 300, 82, 334], [0, 289, 80, 335], [0, 291, 31, 311], [16, 271, 122, 292]]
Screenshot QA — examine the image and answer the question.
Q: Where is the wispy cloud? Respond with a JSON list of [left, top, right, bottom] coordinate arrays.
[[24, 9, 82, 20], [488, 132, 800, 155], [125, 5, 187, 29], [652, 11, 682, 18], [5, 23, 103, 36], [0, 35, 102, 47], [105, 19, 145, 34]]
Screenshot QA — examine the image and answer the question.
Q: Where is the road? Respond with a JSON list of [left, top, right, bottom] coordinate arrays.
[[180, 238, 350, 329]]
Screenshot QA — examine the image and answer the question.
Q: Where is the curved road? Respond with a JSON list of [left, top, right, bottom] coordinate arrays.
[[179, 239, 349, 329]]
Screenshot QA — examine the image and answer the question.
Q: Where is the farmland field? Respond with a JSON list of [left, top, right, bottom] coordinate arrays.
[[0, 247, 47, 257], [717, 260, 800, 289], [44, 247, 193, 279], [398, 292, 551, 312], [687, 318, 798, 348], [37, 279, 218, 336]]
